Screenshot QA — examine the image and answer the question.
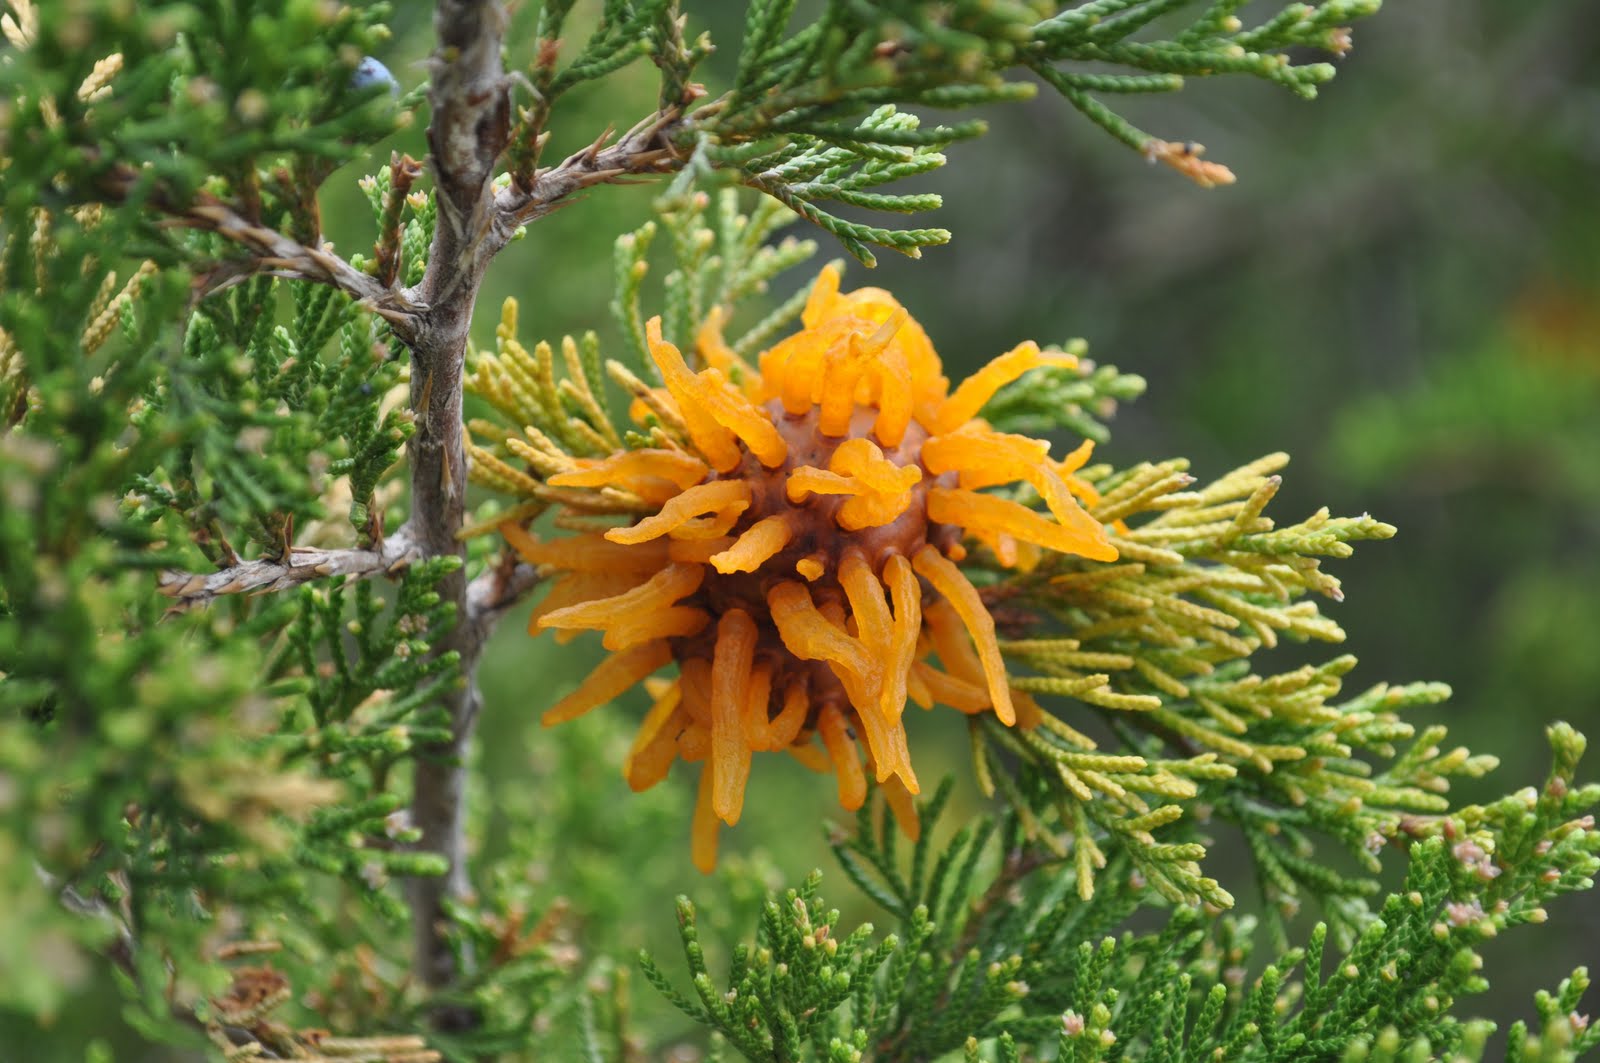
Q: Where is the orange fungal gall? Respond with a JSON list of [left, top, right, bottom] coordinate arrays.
[[513, 266, 1118, 868]]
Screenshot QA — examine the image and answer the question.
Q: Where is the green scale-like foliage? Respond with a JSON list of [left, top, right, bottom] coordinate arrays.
[[0, 4, 453, 1048], [0, 209, 460, 1049], [498, 0, 1382, 266], [649, 725, 1599, 1062]]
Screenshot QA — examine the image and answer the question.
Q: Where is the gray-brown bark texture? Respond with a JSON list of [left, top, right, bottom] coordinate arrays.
[[404, 0, 512, 1009]]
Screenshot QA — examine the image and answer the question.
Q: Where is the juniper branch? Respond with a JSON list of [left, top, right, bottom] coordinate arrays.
[[180, 202, 419, 333], [402, 0, 515, 1020], [100, 166, 422, 339], [493, 109, 695, 231], [156, 530, 418, 608], [463, 554, 540, 638]]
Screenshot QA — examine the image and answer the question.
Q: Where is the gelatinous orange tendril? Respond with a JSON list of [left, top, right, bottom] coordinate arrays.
[[549, 448, 710, 505], [604, 480, 751, 545]]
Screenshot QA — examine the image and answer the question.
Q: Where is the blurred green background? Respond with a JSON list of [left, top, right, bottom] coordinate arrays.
[[20, 1, 1600, 1057]]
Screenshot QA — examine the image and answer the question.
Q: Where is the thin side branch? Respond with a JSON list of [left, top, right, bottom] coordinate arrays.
[[493, 110, 690, 233], [99, 162, 423, 336], [157, 530, 418, 607], [179, 197, 423, 339], [464, 556, 539, 640]]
